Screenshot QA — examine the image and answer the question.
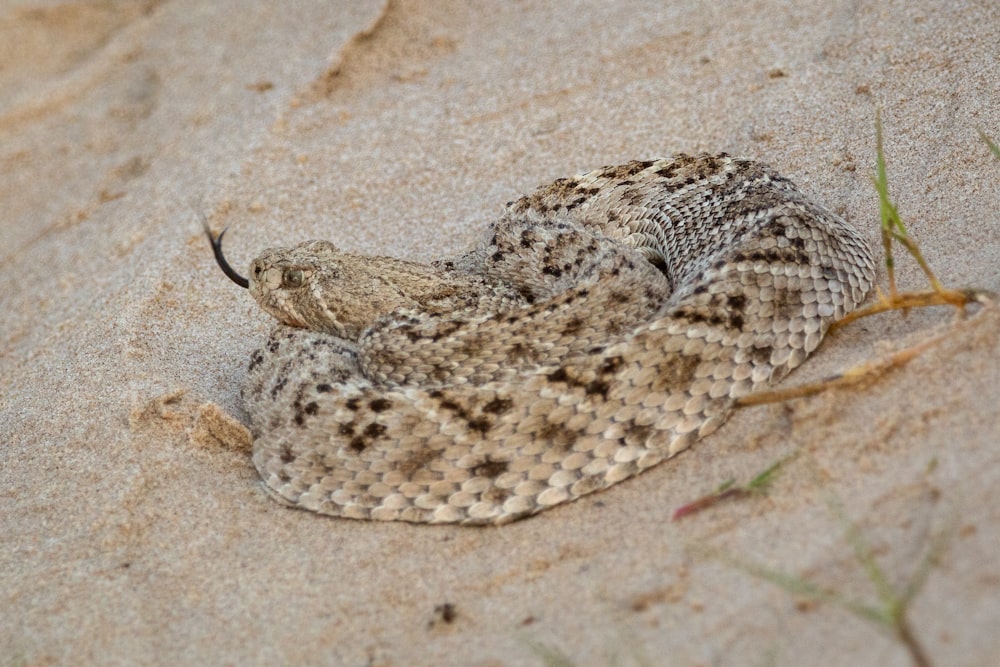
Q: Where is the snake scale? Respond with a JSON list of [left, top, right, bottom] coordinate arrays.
[[209, 154, 875, 525]]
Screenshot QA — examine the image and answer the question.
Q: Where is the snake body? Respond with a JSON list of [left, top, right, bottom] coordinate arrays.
[[225, 154, 875, 525]]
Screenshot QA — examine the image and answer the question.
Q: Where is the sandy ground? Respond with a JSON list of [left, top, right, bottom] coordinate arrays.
[[2, 1, 998, 665]]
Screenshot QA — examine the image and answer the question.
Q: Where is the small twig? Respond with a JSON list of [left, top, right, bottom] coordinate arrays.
[[897, 617, 934, 667], [672, 453, 796, 520], [695, 480, 946, 667], [829, 287, 990, 331], [735, 329, 949, 407], [698, 115, 992, 667], [827, 494, 938, 667], [736, 116, 996, 409]]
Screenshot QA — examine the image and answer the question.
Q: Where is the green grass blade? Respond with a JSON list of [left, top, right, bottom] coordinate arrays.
[[979, 130, 1000, 160], [872, 111, 943, 292], [747, 452, 797, 492]]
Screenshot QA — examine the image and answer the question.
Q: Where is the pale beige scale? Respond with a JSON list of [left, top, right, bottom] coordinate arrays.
[[215, 154, 875, 525]]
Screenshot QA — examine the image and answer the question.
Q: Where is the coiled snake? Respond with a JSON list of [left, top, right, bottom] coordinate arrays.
[[209, 154, 875, 524]]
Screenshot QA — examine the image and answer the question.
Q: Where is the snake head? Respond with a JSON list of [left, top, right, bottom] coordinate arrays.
[[244, 240, 390, 339], [206, 227, 380, 337], [252, 238, 466, 341], [208, 228, 480, 340]]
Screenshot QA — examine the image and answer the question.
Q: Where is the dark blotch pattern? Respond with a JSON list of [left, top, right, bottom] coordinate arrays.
[[370, 398, 392, 412], [539, 422, 578, 451], [483, 398, 513, 415], [472, 458, 509, 478]]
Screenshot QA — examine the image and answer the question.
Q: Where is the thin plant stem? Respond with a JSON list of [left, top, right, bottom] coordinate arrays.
[[736, 117, 996, 409]]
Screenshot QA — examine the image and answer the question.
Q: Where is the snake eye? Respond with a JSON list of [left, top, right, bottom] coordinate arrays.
[[282, 268, 305, 288]]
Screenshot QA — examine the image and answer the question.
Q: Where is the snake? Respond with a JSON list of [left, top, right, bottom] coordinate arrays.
[[207, 153, 875, 525]]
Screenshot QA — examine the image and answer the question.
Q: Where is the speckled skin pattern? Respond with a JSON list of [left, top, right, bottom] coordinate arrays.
[[240, 154, 875, 525]]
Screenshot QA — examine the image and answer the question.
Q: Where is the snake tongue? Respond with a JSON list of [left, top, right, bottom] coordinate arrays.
[[205, 224, 250, 289]]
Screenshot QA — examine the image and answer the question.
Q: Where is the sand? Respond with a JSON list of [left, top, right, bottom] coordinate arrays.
[[2, 1, 998, 665]]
